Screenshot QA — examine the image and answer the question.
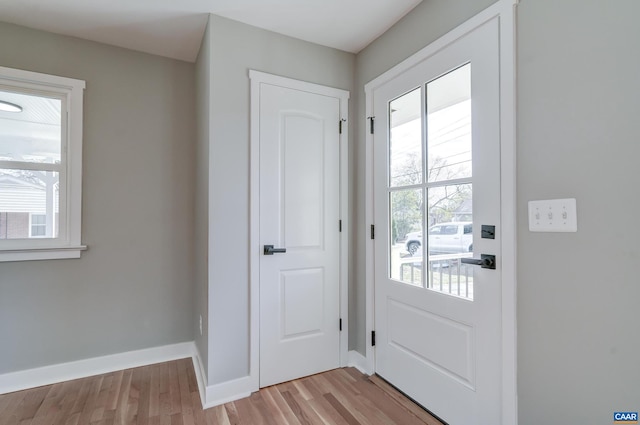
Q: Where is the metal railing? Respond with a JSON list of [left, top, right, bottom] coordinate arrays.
[[398, 252, 474, 299]]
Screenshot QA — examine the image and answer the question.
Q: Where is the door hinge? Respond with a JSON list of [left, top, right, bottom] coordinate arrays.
[[370, 224, 375, 240], [339, 118, 346, 134], [371, 330, 376, 346], [339, 219, 342, 232], [339, 318, 343, 331], [367, 116, 375, 134]]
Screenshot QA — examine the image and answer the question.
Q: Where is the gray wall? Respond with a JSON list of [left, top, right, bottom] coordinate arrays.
[[206, 14, 355, 384], [194, 16, 212, 378], [354, 0, 640, 423], [4, 1, 639, 421], [517, 1, 640, 423], [0, 23, 196, 373]]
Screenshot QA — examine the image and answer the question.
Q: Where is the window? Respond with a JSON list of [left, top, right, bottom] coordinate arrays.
[[429, 226, 442, 235], [30, 214, 47, 237], [0, 66, 85, 261], [441, 225, 458, 235], [384, 64, 474, 297]]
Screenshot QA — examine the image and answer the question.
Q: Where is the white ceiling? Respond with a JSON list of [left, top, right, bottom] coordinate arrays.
[[0, 0, 423, 62]]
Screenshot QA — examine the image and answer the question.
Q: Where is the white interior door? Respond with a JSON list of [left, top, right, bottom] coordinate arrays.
[[258, 79, 342, 388], [372, 18, 502, 424]]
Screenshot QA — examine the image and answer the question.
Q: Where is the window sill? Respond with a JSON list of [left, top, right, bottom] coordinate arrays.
[[0, 245, 88, 262]]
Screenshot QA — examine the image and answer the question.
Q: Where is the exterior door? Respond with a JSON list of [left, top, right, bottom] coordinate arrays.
[[372, 17, 501, 424], [257, 78, 343, 387]]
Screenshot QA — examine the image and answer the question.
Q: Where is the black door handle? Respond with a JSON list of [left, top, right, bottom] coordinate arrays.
[[264, 245, 287, 255], [461, 254, 496, 269]]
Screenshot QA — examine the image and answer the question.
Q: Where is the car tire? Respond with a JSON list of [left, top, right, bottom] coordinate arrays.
[[407, 242, 420, 255]]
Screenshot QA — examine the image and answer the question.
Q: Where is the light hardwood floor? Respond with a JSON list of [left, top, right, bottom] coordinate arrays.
[[0, 358, 444, 425]]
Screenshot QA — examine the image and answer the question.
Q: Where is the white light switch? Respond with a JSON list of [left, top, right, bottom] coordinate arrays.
[[528, 198, 577, 232]]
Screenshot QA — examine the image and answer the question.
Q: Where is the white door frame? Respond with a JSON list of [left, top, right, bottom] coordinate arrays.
[[364, 0, 518, 423], [248, 70, 350, 391]]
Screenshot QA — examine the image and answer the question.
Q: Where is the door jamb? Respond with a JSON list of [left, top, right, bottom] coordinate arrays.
[[363, 0, 518, 423], [248, 70, 350, 391]]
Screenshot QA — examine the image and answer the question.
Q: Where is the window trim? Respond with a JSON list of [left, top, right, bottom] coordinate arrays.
[[0, 66, 86, 262]]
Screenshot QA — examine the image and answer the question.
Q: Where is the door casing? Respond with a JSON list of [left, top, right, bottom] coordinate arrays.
[[249, 70, 350, 391], [364, 0, 518, 423]]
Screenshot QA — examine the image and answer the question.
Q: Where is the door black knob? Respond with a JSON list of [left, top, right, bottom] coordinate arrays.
[[264, 245, 287, 255], [461, 254, 496, 269]]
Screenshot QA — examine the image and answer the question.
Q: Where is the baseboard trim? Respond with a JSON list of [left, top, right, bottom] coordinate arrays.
[[0, 341, 195, 395], [204, 375, 253, 409], [191, 345, 208, 407], [1, 341, 255, 410], [348, 350, 374, 375], [189, 344, 253, 409]]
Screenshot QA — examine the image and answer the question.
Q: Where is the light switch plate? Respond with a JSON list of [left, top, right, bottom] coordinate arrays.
[[528, 198, 577, 232]]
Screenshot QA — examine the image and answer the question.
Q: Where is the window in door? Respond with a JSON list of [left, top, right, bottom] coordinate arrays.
[[388, 63, 475, 299]]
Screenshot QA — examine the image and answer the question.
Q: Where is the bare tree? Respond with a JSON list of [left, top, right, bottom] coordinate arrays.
[[391, 153, 471, 243]]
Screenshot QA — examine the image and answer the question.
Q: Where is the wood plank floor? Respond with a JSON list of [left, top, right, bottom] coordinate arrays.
[[0, 358, 444, 425]]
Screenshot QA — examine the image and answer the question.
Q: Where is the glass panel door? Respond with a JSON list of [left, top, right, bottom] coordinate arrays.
[[372, 16, 504, 423]]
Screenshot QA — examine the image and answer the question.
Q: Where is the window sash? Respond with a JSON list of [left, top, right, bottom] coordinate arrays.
[[0, 65, 85, 261], [0, 161, 64, 173]]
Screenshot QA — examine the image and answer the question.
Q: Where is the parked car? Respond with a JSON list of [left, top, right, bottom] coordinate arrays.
[[405, 222, 473, 255]]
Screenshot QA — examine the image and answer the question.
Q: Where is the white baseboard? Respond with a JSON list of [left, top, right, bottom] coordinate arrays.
[[189, 344, 253, 409], [191, 344, 208, 407], [348, 350, 374, 375], [0, 341, 196, 395], [1, 341, 256, 411], [203, 375, 253, 409]]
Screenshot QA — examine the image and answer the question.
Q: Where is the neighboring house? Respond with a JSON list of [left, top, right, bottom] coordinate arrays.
[[0, 173, 58, 239], [452, 199, 472, 223]]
